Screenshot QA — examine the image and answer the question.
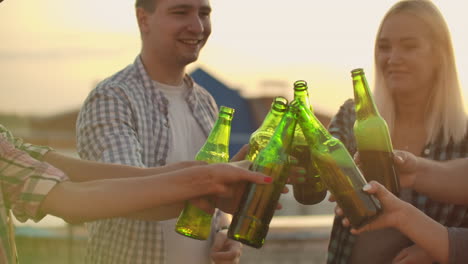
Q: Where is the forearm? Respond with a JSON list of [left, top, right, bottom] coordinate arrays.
[[398, 204, 449, 264], [43, 151, 202, 182], [125, 202, 184, 221], [413, 158, 468, 204], [40, 167, 212, 223]]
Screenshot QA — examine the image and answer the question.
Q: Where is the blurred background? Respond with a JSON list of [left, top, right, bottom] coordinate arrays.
[[1, 0, 468, 263]]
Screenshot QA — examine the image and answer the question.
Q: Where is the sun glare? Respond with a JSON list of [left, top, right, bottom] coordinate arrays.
[[1, 0, 468, 114], [44, 0, 137, 33]]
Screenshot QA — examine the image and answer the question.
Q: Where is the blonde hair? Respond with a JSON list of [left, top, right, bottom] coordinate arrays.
[[373, 0, 467, 146]]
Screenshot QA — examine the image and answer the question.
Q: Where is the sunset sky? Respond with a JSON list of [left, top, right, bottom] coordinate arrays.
[[1, 0, 468, 116]]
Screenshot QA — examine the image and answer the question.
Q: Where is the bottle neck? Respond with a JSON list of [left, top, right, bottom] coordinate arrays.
[[257, 108, 286, 134], [206, 115, 232, 145], [294, 89, 313, 111], [353, 74, 379, 120], [295, 102, 331, 148], [262, 109, 296, 156]]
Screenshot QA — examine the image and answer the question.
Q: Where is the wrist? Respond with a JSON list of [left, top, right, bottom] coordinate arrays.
[[396, 202, 418, 232]]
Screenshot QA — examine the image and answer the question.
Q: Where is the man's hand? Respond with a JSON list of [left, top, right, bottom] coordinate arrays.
[[211, 229, 242, 264], [231, 144, 249, 162]]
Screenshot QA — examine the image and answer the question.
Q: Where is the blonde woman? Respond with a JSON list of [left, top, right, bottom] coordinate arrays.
[[327, 0, 468, 263]]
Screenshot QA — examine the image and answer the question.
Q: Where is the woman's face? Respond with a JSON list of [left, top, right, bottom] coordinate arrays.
[[376, 12, 437, 98]]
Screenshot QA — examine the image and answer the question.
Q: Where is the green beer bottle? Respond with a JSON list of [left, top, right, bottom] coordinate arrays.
[[291, 80, 327, 205], [228, 105, 297, 248], [246, 96, 288, 162], [291, 100, 381, 228], [175, 106, 234, 240], [352, 68, 400, 195]]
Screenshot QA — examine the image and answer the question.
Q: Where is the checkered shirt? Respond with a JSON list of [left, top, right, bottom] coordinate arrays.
[[0, 124, 66, 264], [326, 99, 468, 264], [76, 56, 220, 264]]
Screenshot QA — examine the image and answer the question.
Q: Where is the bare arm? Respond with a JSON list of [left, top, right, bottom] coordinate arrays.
[[43, 150, 204, 182], [394, 150, 468, 204], [43, 151, 211, 220], [39, 163, 272, 224], [340, 181, 449, 264]]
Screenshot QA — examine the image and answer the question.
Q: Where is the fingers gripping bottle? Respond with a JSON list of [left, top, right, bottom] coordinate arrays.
[[175, 106, 234, 240], [228, 105, 297, 248], [292, 100, 381, 228]]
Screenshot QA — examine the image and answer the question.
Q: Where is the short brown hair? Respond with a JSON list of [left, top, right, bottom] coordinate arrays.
[[135, 0, 156, 12]]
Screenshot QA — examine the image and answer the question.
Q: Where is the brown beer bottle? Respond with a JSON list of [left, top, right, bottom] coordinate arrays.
[[246, 96, 288, 162], [352, 68, 400, 194], [228, 105, 296, 248], [292, 100, 381, 228], [175, 106, 234, 240], [291, 80, 327, 204]]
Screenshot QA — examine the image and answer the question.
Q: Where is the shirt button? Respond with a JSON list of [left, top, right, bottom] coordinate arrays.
[[423, 148, 430, 155]]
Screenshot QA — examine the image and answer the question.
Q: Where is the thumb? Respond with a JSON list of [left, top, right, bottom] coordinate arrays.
[[228, 160, 252, 170], [393, 150, 418, 171], [211, 230, 227, 252], [231, 144, 250, 162], [363, 181, 397, 208], [393, 150, 407, 165]]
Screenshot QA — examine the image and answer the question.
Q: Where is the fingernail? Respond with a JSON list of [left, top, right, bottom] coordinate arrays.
[[341, 218, 348, 226], [363, 184, 371, 191], [264, 177, 273, 183]]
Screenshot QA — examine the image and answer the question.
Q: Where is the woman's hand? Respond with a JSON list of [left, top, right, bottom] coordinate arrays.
[[336, 181, 411, 234]]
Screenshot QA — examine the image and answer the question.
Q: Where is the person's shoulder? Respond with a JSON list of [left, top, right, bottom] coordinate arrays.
[[0, 124, 15, 143], [186, 75, 216, 101], [88, 64, 143, 97], [194, 83, 212, 98], [340, 98, 355, 111], [330, 98, 355, 118], [329, 98, 355, 127]]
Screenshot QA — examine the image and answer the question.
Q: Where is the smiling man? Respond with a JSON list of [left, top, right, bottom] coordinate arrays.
[[76, 0, 242, 263]]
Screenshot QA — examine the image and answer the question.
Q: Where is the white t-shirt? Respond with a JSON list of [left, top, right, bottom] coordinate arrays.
[[156, 80, 212, 264]]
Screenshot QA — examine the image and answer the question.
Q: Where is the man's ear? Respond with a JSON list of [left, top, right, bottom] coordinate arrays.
[[136, 7, 150, 34]]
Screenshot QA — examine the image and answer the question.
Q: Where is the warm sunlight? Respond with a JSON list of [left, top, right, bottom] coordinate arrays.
[[1, 0, 468, 115]]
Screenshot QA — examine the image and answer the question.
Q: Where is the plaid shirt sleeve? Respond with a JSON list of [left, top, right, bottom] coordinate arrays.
[[447, 227, 468, 264], [325, 99, 359, 264], [0, 124, 53, 161], [0, 134, 66, 222], [76, 83, 146, 167]]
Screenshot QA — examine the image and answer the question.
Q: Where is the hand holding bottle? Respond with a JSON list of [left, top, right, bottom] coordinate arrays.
[[354, 150, 430, 189], [188, 160, 287, 216], [187, 161, 274, 215], [336, 181, 410, 234]]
